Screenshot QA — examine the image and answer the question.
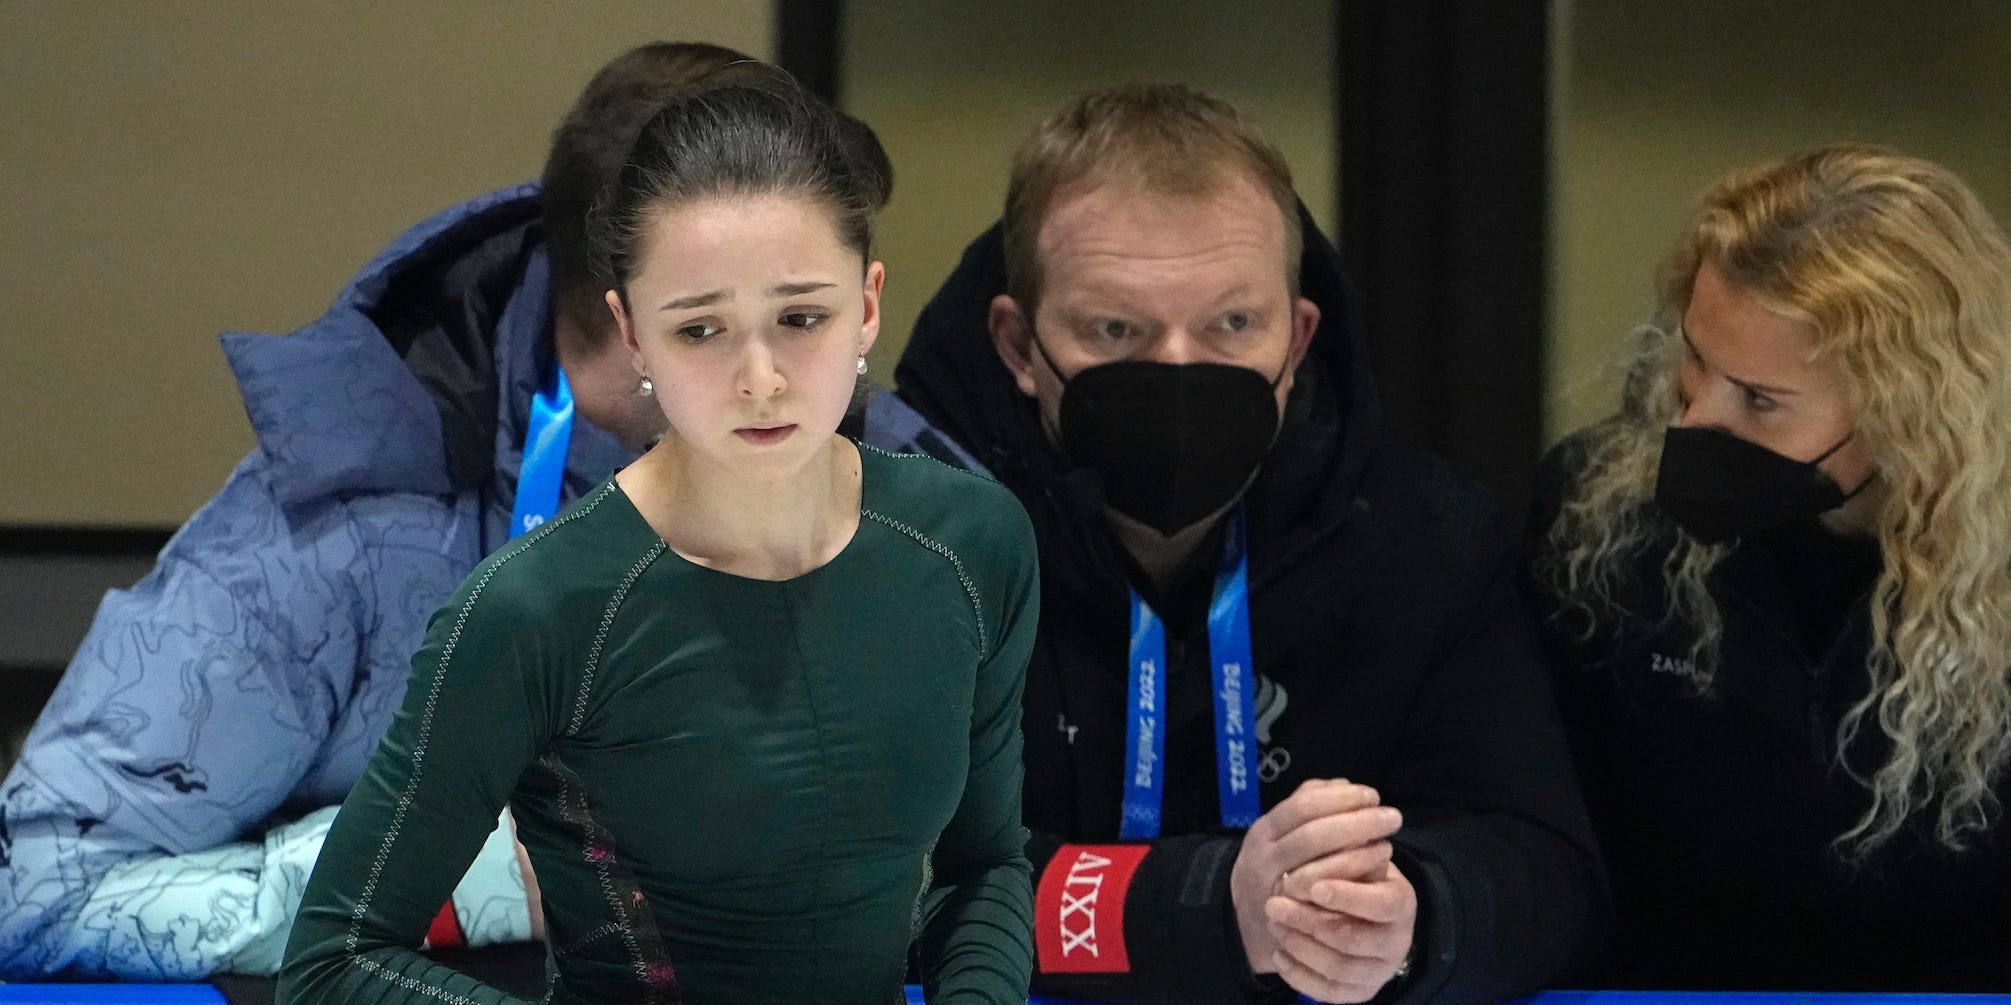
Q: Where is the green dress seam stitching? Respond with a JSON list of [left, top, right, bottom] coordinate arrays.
[[340, 480, 615, 1002]]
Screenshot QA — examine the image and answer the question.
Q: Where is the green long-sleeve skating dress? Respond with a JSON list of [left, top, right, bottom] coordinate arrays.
[[278, 444, 1038, 1004]]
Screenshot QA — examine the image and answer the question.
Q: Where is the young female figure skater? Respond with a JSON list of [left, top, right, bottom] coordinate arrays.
[[279, 78, 1037, 1004]]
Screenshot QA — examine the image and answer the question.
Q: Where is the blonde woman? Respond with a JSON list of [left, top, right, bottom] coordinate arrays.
[[1529, 145, 2011, 990]]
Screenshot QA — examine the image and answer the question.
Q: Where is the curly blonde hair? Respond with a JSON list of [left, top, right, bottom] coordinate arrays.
[[1539, 144, 2011, 858]]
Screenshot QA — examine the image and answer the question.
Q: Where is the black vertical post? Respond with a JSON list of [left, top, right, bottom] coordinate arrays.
[[775, 0, 843, 104], [1339, 1, 1550, 511]]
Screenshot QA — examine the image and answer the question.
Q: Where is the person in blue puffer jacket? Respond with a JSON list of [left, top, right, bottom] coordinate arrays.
[[0, 42, 973, 980]]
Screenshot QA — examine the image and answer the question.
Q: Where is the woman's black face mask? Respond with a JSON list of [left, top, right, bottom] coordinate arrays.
[[1653, 425, 1872, 544], [1031, 335, 1285, 536]]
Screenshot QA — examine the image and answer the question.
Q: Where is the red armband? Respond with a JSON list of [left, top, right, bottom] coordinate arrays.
[[424, 900, 466, 949], [1033, 843, 1149, 974]]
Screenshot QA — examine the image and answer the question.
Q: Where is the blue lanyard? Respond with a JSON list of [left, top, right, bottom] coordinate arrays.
[[1119, 510, 1261, 839], [509, 360, 574, 540]]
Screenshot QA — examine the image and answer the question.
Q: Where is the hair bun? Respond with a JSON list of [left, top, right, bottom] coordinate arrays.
[[836, 114, 894, 213]]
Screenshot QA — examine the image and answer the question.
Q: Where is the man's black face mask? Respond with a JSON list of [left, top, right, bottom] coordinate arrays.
[[1032, 335, 1285, 536], [1654, 425, 1871, 544]]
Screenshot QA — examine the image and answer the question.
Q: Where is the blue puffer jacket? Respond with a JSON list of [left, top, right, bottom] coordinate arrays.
[[0, 184, 974, 979]]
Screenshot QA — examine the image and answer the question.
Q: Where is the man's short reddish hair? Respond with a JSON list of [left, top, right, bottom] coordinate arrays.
[[1001, 82, 1302, 312]]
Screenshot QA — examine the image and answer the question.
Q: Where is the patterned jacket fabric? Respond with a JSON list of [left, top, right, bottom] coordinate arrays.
[[0, 184, 970, 979]]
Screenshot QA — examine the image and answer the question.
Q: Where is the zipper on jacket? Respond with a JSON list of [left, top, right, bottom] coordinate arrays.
[[1720, 579, 1876, 766], [1719, 581, 1827, 762], [1244, 494, 1368, 598]]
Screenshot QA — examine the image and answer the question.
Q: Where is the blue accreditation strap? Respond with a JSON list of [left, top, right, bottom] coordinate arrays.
[[509, 361, 574, 540], [1119, 510, 1261, 839]]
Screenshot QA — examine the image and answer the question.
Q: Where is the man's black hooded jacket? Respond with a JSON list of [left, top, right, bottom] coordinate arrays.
[[894, 212, 1605, 1004]]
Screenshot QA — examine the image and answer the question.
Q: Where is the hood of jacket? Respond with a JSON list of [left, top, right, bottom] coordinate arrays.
[[219, 184, 552, 508], [893, 204, 1383, 597]]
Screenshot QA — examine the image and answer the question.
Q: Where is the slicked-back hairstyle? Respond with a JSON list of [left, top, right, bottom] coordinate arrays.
[[591, 81, 890, 310], [1001, 82, 1301, 313], [541, 42, 771, 347]]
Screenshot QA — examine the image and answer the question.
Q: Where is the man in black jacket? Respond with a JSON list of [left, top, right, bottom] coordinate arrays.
[[894, 83, 1603, 1004]]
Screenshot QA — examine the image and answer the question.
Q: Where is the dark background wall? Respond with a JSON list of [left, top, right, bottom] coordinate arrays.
[[0, 1, 776, 770], [11, 1, 2011, 770], [1549, 0, 2011, 440]]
